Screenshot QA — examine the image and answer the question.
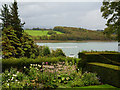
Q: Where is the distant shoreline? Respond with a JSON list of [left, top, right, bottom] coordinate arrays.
[[35, 40, 117, 43]]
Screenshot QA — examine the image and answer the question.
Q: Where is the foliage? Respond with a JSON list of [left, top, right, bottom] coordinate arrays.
[[83, 62, 120, 88], [2, 62, 100, 88], [38, 46, 50, 56], [2, 26, 40, 58], [78, 51, 120, 66], [81, 72, 100, 86], [30, 26, 116, 41], [0, 1, 24, 38], [101, 1, 120, 41], [42, 46, 50, 56], [2, 67, 29, 88], [0, 4, 11, 29], [10, 0, 24, 38], [2, 57, 80, 71], [47, 30, 57, 35], [51, 49, 66, 57]]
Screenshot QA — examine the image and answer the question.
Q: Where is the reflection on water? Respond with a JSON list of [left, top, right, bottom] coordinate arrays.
[[37, 42, 118, 58]]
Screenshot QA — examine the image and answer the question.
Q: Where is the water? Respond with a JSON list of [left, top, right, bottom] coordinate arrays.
[[37, 41, 118, 58]]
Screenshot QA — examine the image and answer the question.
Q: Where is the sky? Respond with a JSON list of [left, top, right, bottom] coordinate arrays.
[[0, 1, 107, 30]]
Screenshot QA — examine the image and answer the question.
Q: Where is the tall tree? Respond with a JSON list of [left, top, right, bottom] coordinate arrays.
[[101, 0, 120, 42], [0, 4, 11, 29], [10, 0, 25, 38]]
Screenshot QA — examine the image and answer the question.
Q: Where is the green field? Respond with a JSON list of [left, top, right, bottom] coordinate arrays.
[[24, 30, 63, 36]]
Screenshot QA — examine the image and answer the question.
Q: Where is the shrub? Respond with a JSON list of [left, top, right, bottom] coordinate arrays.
[[38, 46, 50, 57], [51, 49, 66, 57], [71, 71, 100, 87], [2, 67, 29, 88], [81, 72, 100, 86]]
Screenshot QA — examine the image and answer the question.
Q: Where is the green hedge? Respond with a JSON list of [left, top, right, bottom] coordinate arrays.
[[2, 57, 80, 71], [78, 52, 120, 66], [83, 62, 120, 88]]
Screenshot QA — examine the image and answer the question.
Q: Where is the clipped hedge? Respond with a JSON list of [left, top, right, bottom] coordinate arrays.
[[78, 52, 120, 66], [2, 57, 80, 72], [83, 62, 120, 88]]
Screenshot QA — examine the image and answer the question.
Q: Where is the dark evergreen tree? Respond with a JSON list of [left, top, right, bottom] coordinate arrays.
[[0, 4, 11, 29], [10, 0, 25, 38]]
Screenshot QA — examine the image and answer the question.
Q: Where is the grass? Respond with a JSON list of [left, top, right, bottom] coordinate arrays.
[[74, 84, 116, 88], [24, 30, 63, 36], [88, 62, 120, 70]]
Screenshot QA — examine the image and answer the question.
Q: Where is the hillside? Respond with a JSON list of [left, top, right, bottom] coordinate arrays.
[[24, 26, 116, 41], [24, 30, 63, 36]]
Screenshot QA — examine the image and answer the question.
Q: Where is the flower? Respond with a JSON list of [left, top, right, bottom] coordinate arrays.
[[13, 74, 17, 77], [42, 62, 45, 65], [45, 62, 48, 65], [7, 83, 9, 86], [24, 66, 26, 68]]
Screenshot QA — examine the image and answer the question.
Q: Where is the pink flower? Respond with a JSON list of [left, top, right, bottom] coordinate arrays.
[[46, 62, 48, 65]]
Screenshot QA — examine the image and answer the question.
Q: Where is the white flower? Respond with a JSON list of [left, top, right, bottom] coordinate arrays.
[[15, 80, 18, 82], [38, 65, 41, 67], [24, 66, 26, 68], [7, 83, 9, 86], [13, 74, 17, 77], [8, 74, 10, 75], [11, 77, 14, 80], [17, 71, 19, 74], [30, 64, 32, 66]]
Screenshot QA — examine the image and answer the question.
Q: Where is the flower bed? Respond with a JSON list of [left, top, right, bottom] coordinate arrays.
[[2, 61, 101, 88]]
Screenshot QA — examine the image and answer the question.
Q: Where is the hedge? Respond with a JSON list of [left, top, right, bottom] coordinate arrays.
[[78, 52, 120, 66], [83, 62, 120, 88], [2, 57, 80, 72]]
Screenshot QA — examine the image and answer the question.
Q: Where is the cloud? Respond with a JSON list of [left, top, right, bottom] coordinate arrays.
[[0, 2, 107, 30]]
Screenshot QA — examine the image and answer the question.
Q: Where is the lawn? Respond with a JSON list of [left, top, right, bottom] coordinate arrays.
[[24, 30, 63, 36], [74, 84, 116, 88], [88, 62, 120, 70]]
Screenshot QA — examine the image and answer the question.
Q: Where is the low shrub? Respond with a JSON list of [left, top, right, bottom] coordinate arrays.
[[51, 49, 66, 57], [2, 57, 81, 72]]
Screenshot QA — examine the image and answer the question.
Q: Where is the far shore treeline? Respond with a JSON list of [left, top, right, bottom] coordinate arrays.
[[24, 26, 117, 41]]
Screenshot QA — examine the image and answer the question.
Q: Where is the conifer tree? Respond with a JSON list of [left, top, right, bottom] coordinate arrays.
[[10, 0, 25, 38], [0, 4, 11, 29]]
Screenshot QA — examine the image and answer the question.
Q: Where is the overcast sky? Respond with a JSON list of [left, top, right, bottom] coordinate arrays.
[[0, 2, 107, 30]]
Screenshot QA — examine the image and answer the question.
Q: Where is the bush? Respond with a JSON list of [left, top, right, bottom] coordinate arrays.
[[71, 71, 100, 87], [38, 46, 50, 57], [81, 72, 100, 86], [51, 49, 66, 57]]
